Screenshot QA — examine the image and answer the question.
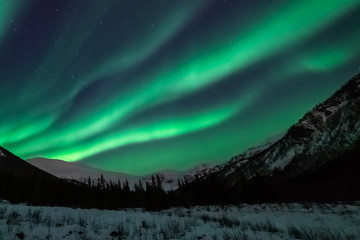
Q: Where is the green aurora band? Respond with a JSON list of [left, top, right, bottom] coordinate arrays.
[[1, 0, 360, 175]]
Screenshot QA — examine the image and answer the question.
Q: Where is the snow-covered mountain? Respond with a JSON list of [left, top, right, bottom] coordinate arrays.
[[28, 157, 141, 185], [27, 157, 217, 191], [213, 72, 360, 184], [216, 133, 284, 178], [146, 163, 220, 190]]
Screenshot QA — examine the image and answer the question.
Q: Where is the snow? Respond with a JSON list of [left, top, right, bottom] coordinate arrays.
[[28, 158, 213, 191], [268, 148, 296, 171], [28, 157, 141, 187], [242, 133, 284, 159], [26, 159, 225, 192], [226, 133, 284, 166], [0, 201, 359, 240], [0, 149, 5, 158]]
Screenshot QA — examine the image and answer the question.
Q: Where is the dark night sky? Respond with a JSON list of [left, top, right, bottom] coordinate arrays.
[[1, 0, 360, 175]]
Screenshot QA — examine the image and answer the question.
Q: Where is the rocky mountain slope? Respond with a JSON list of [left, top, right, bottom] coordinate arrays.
[[175, 73, 360, 203], [0, 147, 58, 179], [0, 147, 77, 205], [219, 72, 360, 182]]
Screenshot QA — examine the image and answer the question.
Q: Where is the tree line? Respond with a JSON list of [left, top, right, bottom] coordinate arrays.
[[1, 141, 359, 210]]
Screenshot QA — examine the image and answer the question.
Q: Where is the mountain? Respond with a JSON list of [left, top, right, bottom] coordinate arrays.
[[146, 163, 220, 190], [28, 157, 140, 184], [0, 146, 73, 205], [176, 72, 360, 204], [27, 157, 217, 191], [220, 72, 360, 181], [0, 147, 145, 208], [0, 147, 58, 179], [216, 133, 284, 177]]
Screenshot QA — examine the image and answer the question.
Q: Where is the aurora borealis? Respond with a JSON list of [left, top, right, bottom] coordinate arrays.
[[1, 0, 360, 175]]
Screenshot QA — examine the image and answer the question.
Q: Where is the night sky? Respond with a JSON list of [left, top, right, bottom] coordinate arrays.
[[1, 0, 360, 175]]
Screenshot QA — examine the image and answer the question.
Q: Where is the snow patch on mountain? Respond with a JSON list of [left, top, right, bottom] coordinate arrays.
[[218, 133, 284, 178], [267, 148, 296, 171], [0, 149, 5, 158]]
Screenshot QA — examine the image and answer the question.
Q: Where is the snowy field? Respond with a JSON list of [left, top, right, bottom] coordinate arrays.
[[0, 201, 359, 240]]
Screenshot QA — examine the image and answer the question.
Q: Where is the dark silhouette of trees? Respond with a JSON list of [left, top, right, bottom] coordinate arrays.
[[1, 140, 359, 210]]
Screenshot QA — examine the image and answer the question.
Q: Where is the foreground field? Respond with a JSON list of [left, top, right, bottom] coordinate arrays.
[[0, 201, 359, 240]]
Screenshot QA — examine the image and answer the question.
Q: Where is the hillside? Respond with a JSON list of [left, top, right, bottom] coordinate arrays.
[[174, 73, 360, 204]]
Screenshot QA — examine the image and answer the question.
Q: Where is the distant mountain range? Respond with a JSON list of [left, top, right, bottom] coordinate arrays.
[[27, 157, 218, 191], [28, 157, 140, 184]]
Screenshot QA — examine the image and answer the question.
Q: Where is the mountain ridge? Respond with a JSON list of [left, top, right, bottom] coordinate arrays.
[[27, 157, 219, 191], [218, 72, 360, 182], [0, 146, 59, 180], [173, 72, 360, 204]]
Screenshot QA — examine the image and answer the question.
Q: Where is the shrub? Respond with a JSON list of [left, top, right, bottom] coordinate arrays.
[[0, 207, 6, 219], [16, 232, 25, 240], [6, 210, 20, 225]]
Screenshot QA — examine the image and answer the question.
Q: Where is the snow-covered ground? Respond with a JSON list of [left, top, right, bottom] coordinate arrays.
[[0, 201, 359, 240]]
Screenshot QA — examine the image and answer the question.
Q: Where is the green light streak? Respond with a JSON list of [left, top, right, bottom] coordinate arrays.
[[43, 99, 248, 161], [301, 38, 360, 72], [166, 0, 359, 94], [4, 1, 205, 151], [0, 114, 57, 145], [88, 1, 205, 87], [17, 0, 204, 112], [24, 0, 358, 153], [86, 85, 324, 176], [17, 90, 258, 160]]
